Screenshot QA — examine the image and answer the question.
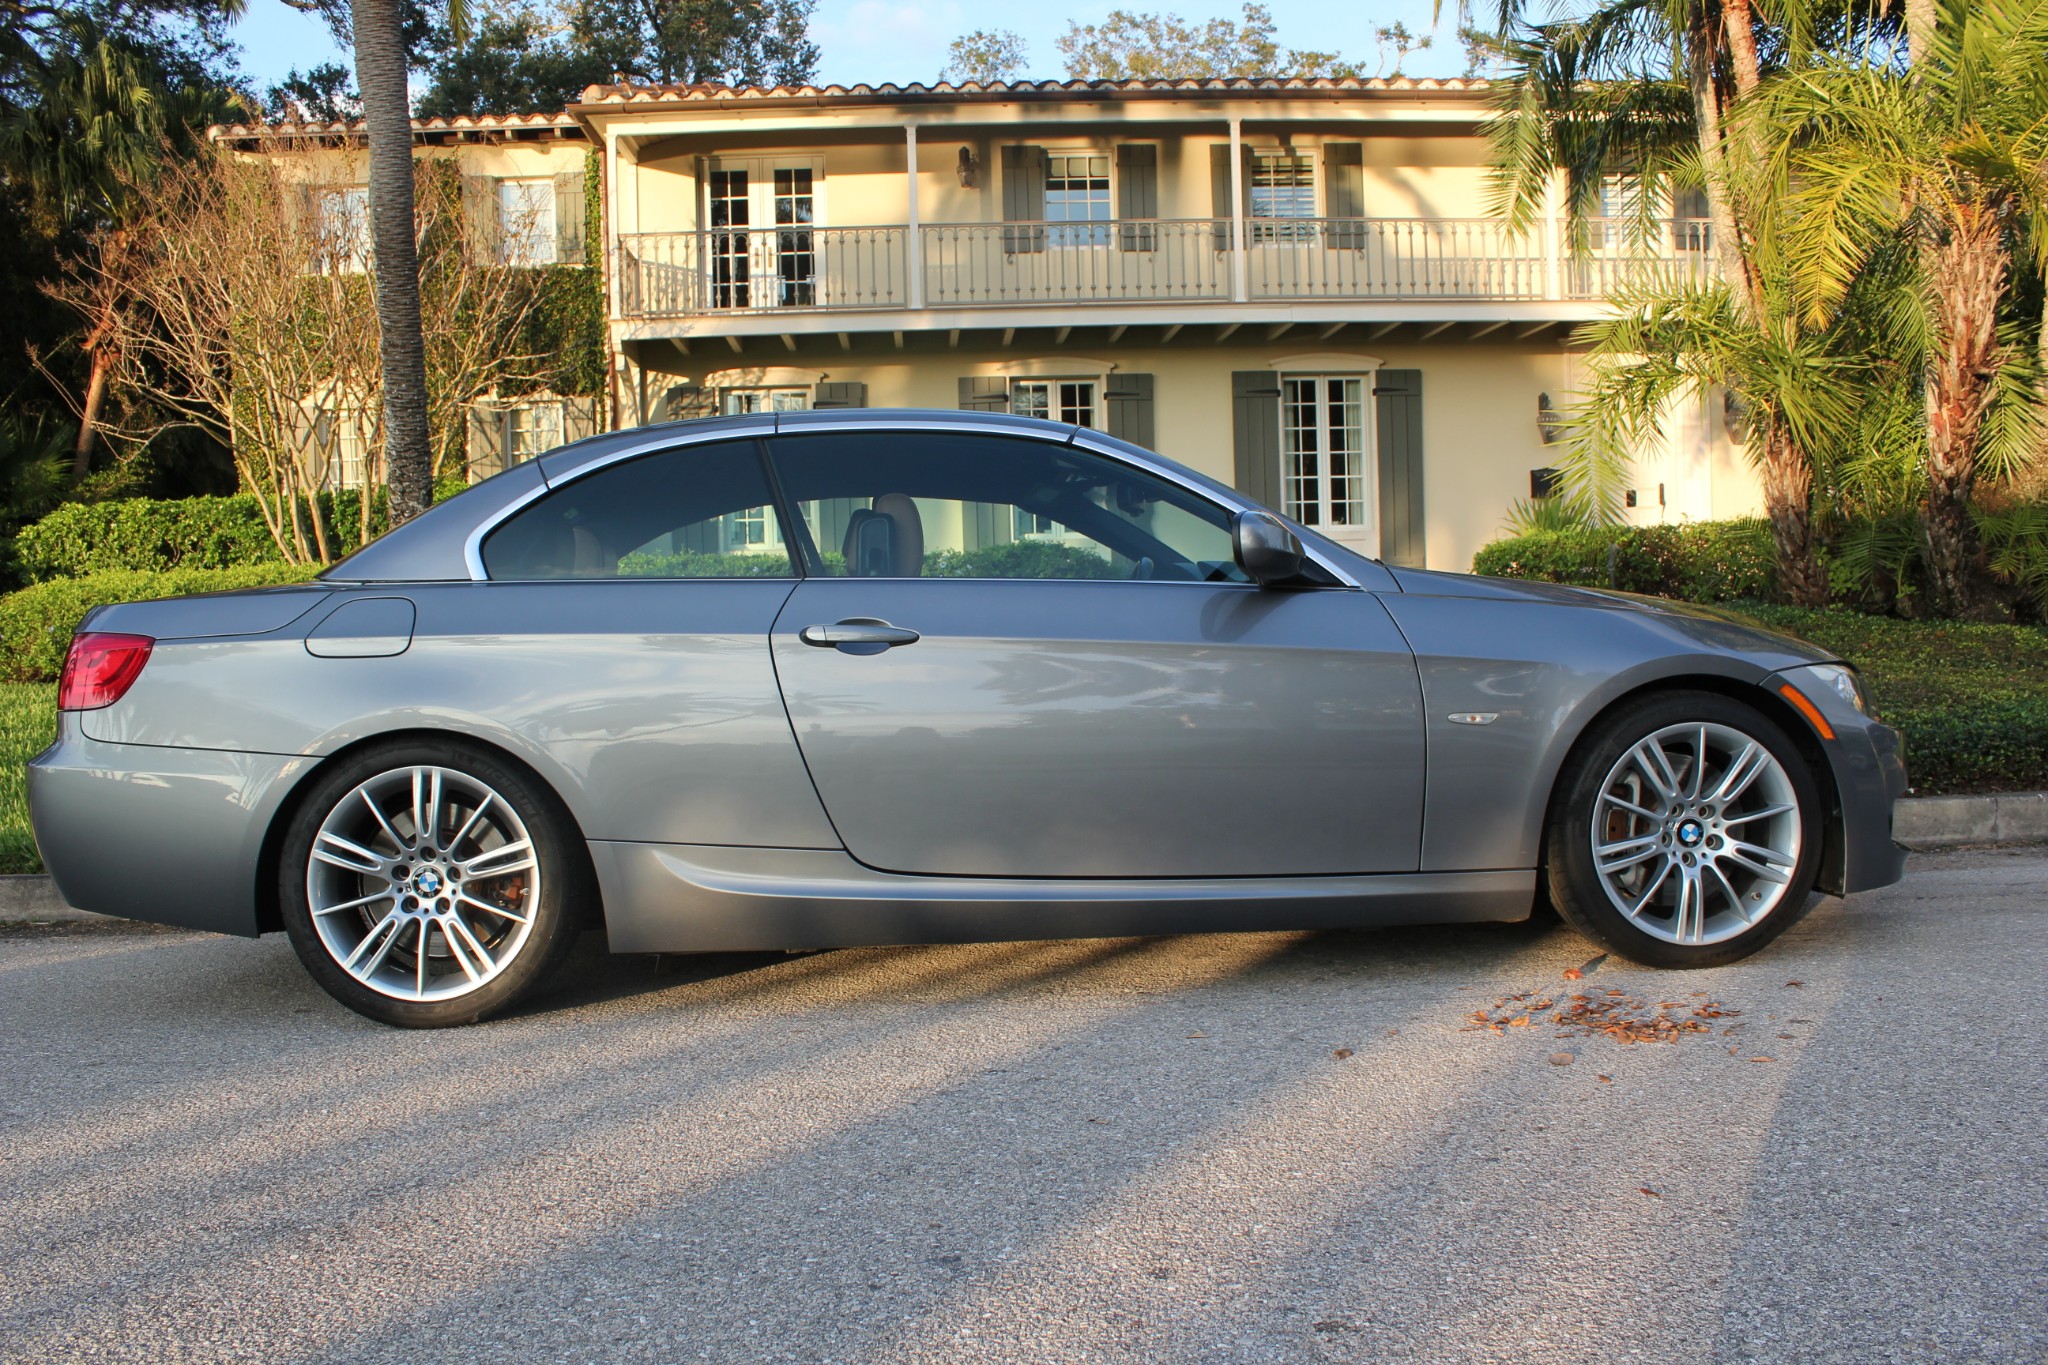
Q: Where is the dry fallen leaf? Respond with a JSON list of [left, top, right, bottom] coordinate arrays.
[[1563, 967, 1584, 981], [1185, 1032, 1208, 1039], [1333, 1048, 1354, 1059], [1596, 1074, 1613, 1083], [1639, 1187, 1661, 1198], [1778, 1033, 1795, 1039], [1785, 980, 1804, 988], [1548, 1052, 1575, 1066], [1749, 1056, 1775, 1063]]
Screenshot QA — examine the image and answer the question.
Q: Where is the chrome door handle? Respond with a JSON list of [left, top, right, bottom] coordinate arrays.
[[798, 619, 921, 648]]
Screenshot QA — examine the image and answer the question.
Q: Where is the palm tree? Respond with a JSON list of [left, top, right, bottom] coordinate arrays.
[[349, 0, 446, 525], [1747, 0, 2048, 617], [1460, 0, 1899, 603]]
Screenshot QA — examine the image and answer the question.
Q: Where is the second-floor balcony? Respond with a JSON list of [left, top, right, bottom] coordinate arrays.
[[614, 218, 1715, 323]]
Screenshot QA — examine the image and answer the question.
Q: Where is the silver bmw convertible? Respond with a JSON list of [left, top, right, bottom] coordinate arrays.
[[30, 410, 1906, 1027]]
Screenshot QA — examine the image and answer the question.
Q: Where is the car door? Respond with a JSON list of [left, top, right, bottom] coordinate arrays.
[[765, 427, 1426, 879], [463, 436, 834, 850]]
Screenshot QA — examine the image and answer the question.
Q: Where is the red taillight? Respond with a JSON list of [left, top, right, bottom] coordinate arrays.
[[58, 632, 154, 712]]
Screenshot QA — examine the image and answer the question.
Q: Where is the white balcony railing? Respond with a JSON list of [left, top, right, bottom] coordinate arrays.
[[614, 218, 1716, 320], [924, 219, 1232, 305], [618, 226, 908, 317]]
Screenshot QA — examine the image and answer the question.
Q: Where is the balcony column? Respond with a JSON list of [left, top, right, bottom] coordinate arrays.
[[1543, 171, 1563, 300], [905, 123, 924, 311], [1228, 115, 1248, 303]]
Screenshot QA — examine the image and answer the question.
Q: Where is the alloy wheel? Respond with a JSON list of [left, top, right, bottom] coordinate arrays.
[[304, 765, 541, 1002], [1589, 722, 1803, 946]]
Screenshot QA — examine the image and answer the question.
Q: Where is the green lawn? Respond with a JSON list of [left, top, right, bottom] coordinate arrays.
[[0, 610, 2039, 876], [0, 683, 55, 874]]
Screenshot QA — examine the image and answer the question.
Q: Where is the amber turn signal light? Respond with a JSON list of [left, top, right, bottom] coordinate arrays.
[[1776, 682, 1836, 741]]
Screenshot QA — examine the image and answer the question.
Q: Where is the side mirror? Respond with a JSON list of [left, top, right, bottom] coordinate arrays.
[[1232, 509, 1306, 585]]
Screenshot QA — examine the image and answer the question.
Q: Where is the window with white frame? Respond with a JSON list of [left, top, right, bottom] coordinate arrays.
[[1009, 379, 1100, 535], [507, 399, 565, 464], [1250, 154, 1316, 240], [721, 386, 812, 416], [325, 409, 373, 490], [1280, 376, 1371, 534], [497, 178, 558, 266], [314, 185, 371, 272], [1045, 153, 1112, 246]]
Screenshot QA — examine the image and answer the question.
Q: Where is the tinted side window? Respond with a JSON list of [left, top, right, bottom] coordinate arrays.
[[481, 440, 793, 579], [767, 432, 1250, 583]]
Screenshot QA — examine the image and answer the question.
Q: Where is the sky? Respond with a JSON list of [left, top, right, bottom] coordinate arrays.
[[226, 0, 1476, 98]]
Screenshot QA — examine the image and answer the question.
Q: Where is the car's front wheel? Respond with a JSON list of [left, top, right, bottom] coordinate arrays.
[[279, 741, 585, 1027], [1546, 691, 1823, 969]]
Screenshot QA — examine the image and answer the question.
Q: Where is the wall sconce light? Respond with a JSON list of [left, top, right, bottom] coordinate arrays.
[[1530, 467, 1562, 499], [957, 146, 981, 188], [1722, 388, 1752, 444], [1537, 391, 1566, 445]]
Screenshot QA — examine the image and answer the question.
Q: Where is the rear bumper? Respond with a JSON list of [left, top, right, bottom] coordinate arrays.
[[27, 720, 308, 937]]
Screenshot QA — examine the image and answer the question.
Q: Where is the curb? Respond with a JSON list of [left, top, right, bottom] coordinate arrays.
[[1892, 790, 2048, 850], [3, 791, 2043, 925]]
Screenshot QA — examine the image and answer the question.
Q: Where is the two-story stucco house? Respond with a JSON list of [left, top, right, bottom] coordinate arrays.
[[217, 76, 1762, 572]]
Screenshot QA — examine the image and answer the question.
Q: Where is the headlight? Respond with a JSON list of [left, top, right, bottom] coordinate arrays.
[[1803, 663, 1868, 715]]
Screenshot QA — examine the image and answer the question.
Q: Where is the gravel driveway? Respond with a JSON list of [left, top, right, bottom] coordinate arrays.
[[2, 848, 2043, 1364]]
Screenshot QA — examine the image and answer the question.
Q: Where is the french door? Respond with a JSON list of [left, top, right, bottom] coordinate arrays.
[[706, 158, 821, 310], [1280, 374, 1377, 556]]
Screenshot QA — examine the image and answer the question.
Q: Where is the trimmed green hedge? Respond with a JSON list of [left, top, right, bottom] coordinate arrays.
[[0, 682, 53, 874], [1472, 520, 1777, 603], [16, 492, 384, 583], [0, 564, 326, 683], [1737, 606, 2048, 795]]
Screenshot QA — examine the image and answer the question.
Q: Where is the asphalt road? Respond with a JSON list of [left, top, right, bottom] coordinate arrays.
[[2, 848, 2044, 1365]]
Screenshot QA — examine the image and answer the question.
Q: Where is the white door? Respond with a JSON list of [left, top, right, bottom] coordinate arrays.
[[1279, 374, 1378, 556], [706, 159, 821, 310]]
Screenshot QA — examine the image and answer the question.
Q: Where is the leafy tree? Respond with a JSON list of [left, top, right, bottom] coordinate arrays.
[[1371, 22, 1431, 78], [414, 10, 599, 116], [943, 28, 1027, 83], [1745, 0, 2048, 617], [566, 0, 818, 87], [264, 60, 358, 120], [1056, 3, 1362, 80]]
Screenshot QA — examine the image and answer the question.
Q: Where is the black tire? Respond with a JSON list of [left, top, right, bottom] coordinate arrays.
[[279, 739, 589, 1027], [1545, 690, 1824, 969]]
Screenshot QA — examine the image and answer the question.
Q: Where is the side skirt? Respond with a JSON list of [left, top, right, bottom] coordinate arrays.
[[589, 842, 1536, 954]]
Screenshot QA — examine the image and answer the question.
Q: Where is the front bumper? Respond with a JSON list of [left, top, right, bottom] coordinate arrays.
[[1769, 668, 1910, 895], [27, 719, 309, 936]]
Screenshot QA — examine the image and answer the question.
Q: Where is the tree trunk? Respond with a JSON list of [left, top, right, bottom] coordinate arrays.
[[1921, 207, 2008, 618], [352, 0, 434, 526], [1905, 0, 1936, 69], [1759, 424, 1828, 607], [72, 343, 113, 480], [1687, 36, 1757, 323]]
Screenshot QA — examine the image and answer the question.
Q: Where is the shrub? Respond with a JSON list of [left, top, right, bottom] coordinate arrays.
[[1735, 606, 2048, 794], [0, 564, 325, 683], [16, 492, 386, 583], [925, 541, 1119, 580], [1472, 520, 1775, 602]]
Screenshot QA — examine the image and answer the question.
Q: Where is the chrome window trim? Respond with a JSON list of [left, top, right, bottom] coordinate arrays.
[[464, 412, 1359, 589]]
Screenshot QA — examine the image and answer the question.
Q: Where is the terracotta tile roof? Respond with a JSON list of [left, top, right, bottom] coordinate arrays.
[[573, 75, 1492, 106], [207, 112, 585, 141]]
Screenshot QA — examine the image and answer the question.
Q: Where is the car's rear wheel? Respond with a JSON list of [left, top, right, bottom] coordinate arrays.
[[279, 741, 585, 1027], [1546, 691, 1823, 969]]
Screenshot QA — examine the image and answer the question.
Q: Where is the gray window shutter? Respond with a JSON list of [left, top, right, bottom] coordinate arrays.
[[1000, 145, 1046, 254], [1231, 371, 1282, 510], [813, 381, 867, 408], [1105, 373, 1155, 449], [462, 176, 500, 261], [1209, 144, 1250, 248], [467, 402, 506, 482], [1323, 142, 1365, 249], [959, 376, 1009, 412], [562, 395, 599, 442], [1375, 369, 1425, 568], [660, 383, 719, 422], [554, 168, 586, 264], [1116, 145, 1158, 252]]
